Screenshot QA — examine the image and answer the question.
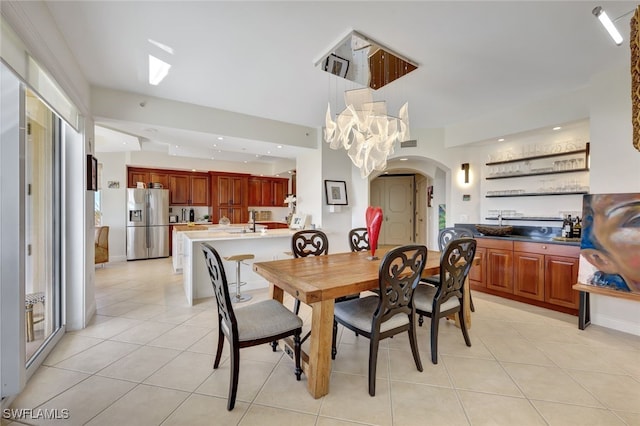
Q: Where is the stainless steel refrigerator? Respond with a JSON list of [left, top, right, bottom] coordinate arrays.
[[126, 188, 170, 260]]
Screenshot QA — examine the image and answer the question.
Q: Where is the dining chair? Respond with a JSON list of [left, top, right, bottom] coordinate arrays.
[[348, 227, 370, 252], [201, 243, 303, 410], [422, 227, 476, 312], [414, 238, 477, 364], [291, 229, 329, 315], [331, 245, 427, 396]]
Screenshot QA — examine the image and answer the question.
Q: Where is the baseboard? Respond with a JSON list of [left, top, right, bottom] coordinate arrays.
[[85, 299, 96, 327], [109, 255, 127, 263], [592, 313, 640, 336]]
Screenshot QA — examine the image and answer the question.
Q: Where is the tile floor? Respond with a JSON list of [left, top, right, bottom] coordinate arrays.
[[6, 258, 640, 425]]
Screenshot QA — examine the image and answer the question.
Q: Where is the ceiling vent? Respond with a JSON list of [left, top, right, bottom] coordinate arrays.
[[400, 139, 417, 148]]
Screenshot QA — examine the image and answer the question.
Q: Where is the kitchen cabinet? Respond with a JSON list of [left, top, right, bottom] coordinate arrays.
[[248, 177, 288, 206], [471, 237, 580, 313], [468, 247, 486, 289], [149, 171, 169, 189], [260, 221, 289, 229], [211, 172, 249, 223], [127, 168, 149, 188], [513, 251, 545, 301], [168, 173, 210, 206], [477, 238, 514, 294], [545, 254, 580, 309]]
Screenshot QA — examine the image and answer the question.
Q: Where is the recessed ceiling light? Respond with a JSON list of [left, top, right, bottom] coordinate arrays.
[[213, 144, 217, 147], [275, 174, 279, 177], [399, 158, 408, 161], [498, 138, 505, 142], [553, 126, 562, 131], [217, 137, 223, 140], [191, 169, 196, 172], [211, 157, 215, 160], [277, 145, 282, 149], [243, 161, 248, 163], [175, 145, 178, 148], [122, 142, 126, 145], [267, 151, 271, 154], [255, 154, 261, 157], [287, 170, 292, 174]]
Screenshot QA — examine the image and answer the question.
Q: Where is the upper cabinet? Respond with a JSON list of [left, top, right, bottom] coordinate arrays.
[[127, 167, 209, 206], [168, 172, 209, 206], [248, 177, 288, 207]]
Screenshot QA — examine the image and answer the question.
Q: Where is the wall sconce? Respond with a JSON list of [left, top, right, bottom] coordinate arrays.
[[461, 163, 470, 184]]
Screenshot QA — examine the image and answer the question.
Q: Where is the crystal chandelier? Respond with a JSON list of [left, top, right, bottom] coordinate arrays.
[[324, 87, 410, 178]]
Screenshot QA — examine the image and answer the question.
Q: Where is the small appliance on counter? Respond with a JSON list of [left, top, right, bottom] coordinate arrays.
[[189, 208, 195, 222], [169, 215, 179, 223]]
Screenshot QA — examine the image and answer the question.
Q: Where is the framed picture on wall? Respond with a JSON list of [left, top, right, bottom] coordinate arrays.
[[324, 180, 348, 205], [324, 54, 349, 78], [87, 155, 98, 191]]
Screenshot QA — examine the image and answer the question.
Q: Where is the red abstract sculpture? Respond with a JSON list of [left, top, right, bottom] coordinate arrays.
[[366, 206, 383, 259]]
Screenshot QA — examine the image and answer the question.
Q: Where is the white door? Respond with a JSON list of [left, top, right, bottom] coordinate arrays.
[[370, 176, 414, 245], [416, 175, 429, 245]]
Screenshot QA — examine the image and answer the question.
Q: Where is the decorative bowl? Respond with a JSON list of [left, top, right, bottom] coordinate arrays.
[[475, 225, 513, 236]]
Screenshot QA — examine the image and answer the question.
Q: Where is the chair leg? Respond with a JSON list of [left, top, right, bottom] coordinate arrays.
[[469, 291, 476, 312], [214, 328, 225, 369], [270, 341, 278, 352], [331, 320, 338, 360], [368, 336, 380, 396], [418, 314, 424, 327], [430, 312, 441, 365], [459, 307, 472, 347], [293, 299, 301, 315], [227, 344, 240, 411], [294, 331, 302, 380], [408, 319, 423, 372]]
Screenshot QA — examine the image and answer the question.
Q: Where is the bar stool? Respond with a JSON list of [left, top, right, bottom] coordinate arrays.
[[25, 292, 45, 342], [224, 254, 254, 303]]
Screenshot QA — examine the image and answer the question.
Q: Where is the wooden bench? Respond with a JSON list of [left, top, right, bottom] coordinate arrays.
[[572, 283, 640, 330]]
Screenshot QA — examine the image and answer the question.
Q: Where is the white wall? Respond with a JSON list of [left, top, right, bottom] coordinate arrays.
[[588, 65, 640, 335], [97, 152, 128, 261]]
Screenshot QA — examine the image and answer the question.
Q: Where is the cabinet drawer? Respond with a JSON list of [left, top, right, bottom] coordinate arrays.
[[476, 237, 513, 251], [513, 241, 579, 257]]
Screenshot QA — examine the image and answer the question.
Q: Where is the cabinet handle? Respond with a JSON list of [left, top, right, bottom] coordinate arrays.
[[542, 245, 547, 250]]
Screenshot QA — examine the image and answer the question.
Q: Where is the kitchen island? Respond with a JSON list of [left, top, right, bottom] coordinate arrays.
[[180, 228, 295, 305]]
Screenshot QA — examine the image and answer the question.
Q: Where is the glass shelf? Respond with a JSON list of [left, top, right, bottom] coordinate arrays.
[[486, 167, 589, 180], [485, 143, 589, 166], [485, 216, 563, 222], [486, 191, 588, 198]]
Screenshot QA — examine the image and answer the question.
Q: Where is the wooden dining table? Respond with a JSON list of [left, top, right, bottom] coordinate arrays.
[[252, 248, 473, 399]]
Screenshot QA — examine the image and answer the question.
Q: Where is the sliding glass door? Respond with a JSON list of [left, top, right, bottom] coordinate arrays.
[[24, 89, 62, 365]]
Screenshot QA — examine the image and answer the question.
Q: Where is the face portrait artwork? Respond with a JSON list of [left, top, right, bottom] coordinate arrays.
[[578, 193, 640, 293]]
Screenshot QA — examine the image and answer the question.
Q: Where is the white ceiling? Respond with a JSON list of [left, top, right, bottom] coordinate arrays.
[[44, 1, 637, 163]]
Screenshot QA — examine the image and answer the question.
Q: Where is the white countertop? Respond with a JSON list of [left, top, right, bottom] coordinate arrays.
[[181, 228, 294, 242]]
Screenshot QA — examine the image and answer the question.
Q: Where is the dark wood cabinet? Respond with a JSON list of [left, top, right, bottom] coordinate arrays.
[[247, 177, 289, 206], [469, 247, 486, 289], [211, 172, 249, 223], [168, 173, 209, 206], [128, 167, 209, 205], [472, 237, 580, 314], [190, 175, 209, 205], [486, 248, 514, 294], [545, 255, 580, 309], [149, 171, 169, 189], [169, 174, 189, 204], [128, 169, 149, 188], [513, 251, 545, 301]]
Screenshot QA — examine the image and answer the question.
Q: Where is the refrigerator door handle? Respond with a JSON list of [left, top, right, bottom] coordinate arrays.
[[144, 191, 151, 248]]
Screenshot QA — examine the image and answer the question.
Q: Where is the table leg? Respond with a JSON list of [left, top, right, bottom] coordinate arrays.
[[306, 298, 334, 399], [270, 283, 284, 303]]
